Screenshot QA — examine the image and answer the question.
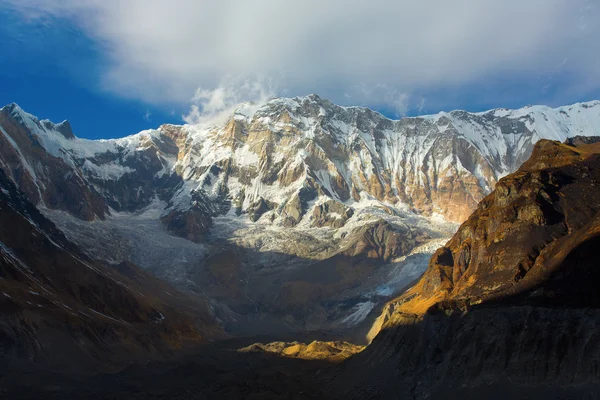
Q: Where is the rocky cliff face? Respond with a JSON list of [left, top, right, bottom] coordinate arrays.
[[391, 137, 600, 314], [344, 137, 600, 399], [0, 104, 109, 220], [156, 96, 600, 227]]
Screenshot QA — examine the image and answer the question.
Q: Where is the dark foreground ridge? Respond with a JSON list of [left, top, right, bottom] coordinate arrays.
[[333, 137, 600, 399]]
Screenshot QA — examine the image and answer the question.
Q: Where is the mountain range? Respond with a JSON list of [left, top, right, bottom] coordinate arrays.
[[2, 97, 600, 336], [2, 96, 600, 398]]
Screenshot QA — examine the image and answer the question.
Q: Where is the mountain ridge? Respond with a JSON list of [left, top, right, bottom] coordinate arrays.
[[4, 95, 599, 231], [5, 97, 600, 144], [334, 136, 600, 399], [0, 166, 224, 371], [2, 96, 600, 337]]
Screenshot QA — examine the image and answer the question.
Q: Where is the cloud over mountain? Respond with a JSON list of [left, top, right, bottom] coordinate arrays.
[[7, 0, 600, 114]]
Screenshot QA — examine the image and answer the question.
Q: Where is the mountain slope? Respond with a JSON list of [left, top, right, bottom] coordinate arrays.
[[387, 137, 600, 316], [0, 168, 223, 370], [155, 96, 600, 225], [340, 137, 600, 399]]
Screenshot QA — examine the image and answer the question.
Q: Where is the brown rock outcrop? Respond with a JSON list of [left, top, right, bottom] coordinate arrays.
[[399, 139, 600, 311], [239, 340, 364, 362], [345, 138, 600, 399]]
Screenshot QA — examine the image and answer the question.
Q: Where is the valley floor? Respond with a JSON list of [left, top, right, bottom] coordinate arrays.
[[0, 337, 338, 400], [4, 314, 600, 400]]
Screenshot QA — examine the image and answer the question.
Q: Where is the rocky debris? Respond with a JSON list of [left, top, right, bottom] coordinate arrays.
[[160, 188, 218, 243], [341, 219, 422, 262]]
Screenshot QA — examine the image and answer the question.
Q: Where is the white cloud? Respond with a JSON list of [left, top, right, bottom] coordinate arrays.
[[6, 0, 600, 113], [183, 76, 275, 126], [417, 97, 426, 114], [343, 84, 412, 117]]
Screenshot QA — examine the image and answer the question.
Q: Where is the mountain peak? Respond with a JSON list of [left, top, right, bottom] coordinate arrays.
[[302, 93, 324, 103], [41, 119, 75, 139], [1, 102, 23, 113], [1, 102, 28, 121]]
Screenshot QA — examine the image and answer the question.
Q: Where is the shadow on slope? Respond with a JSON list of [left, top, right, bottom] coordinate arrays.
[[0, 167, 224, 373], [0, 338, 339, 400]]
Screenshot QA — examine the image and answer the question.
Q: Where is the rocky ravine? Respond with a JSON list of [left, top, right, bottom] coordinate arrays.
[[1, 98, 600, 337], [339, 137, 600, 399]]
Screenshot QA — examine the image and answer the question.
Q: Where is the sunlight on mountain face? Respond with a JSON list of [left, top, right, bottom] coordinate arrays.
[[1, 1, 600, 399]]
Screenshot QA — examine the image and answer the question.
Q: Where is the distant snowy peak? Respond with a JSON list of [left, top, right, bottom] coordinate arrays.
[[154, 97, 600, 224], [185, 96, 600, 175], [0, 104, 186, 222], [0, 103, 173, 159], [1, 97, 600, 235]]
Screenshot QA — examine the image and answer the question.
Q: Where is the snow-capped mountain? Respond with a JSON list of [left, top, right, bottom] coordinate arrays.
[[159, 96, 600, 225], [1, 96, 599, 336], [2, 96, 600, 231]]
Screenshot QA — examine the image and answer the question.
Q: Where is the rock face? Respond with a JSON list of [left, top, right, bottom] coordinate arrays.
[[338, 219, 414, 262], [0, 104, 109, 220], [157, 97, 600, 226], [311, 200, 354, 228], [0, 168, 223, 369], [343, 138, 600, 398], [397, 138, 600, 312], [160, 188, 219, 242]]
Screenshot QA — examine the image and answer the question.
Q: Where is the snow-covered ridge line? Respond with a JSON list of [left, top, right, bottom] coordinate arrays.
[[0, 102, 166, 158], [2, 96, 600, 227], [3, 97, 600, 143]]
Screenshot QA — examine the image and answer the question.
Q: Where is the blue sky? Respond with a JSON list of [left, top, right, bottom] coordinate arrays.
[[2, 1, 599, 140], [0, 7, 181, 139]]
